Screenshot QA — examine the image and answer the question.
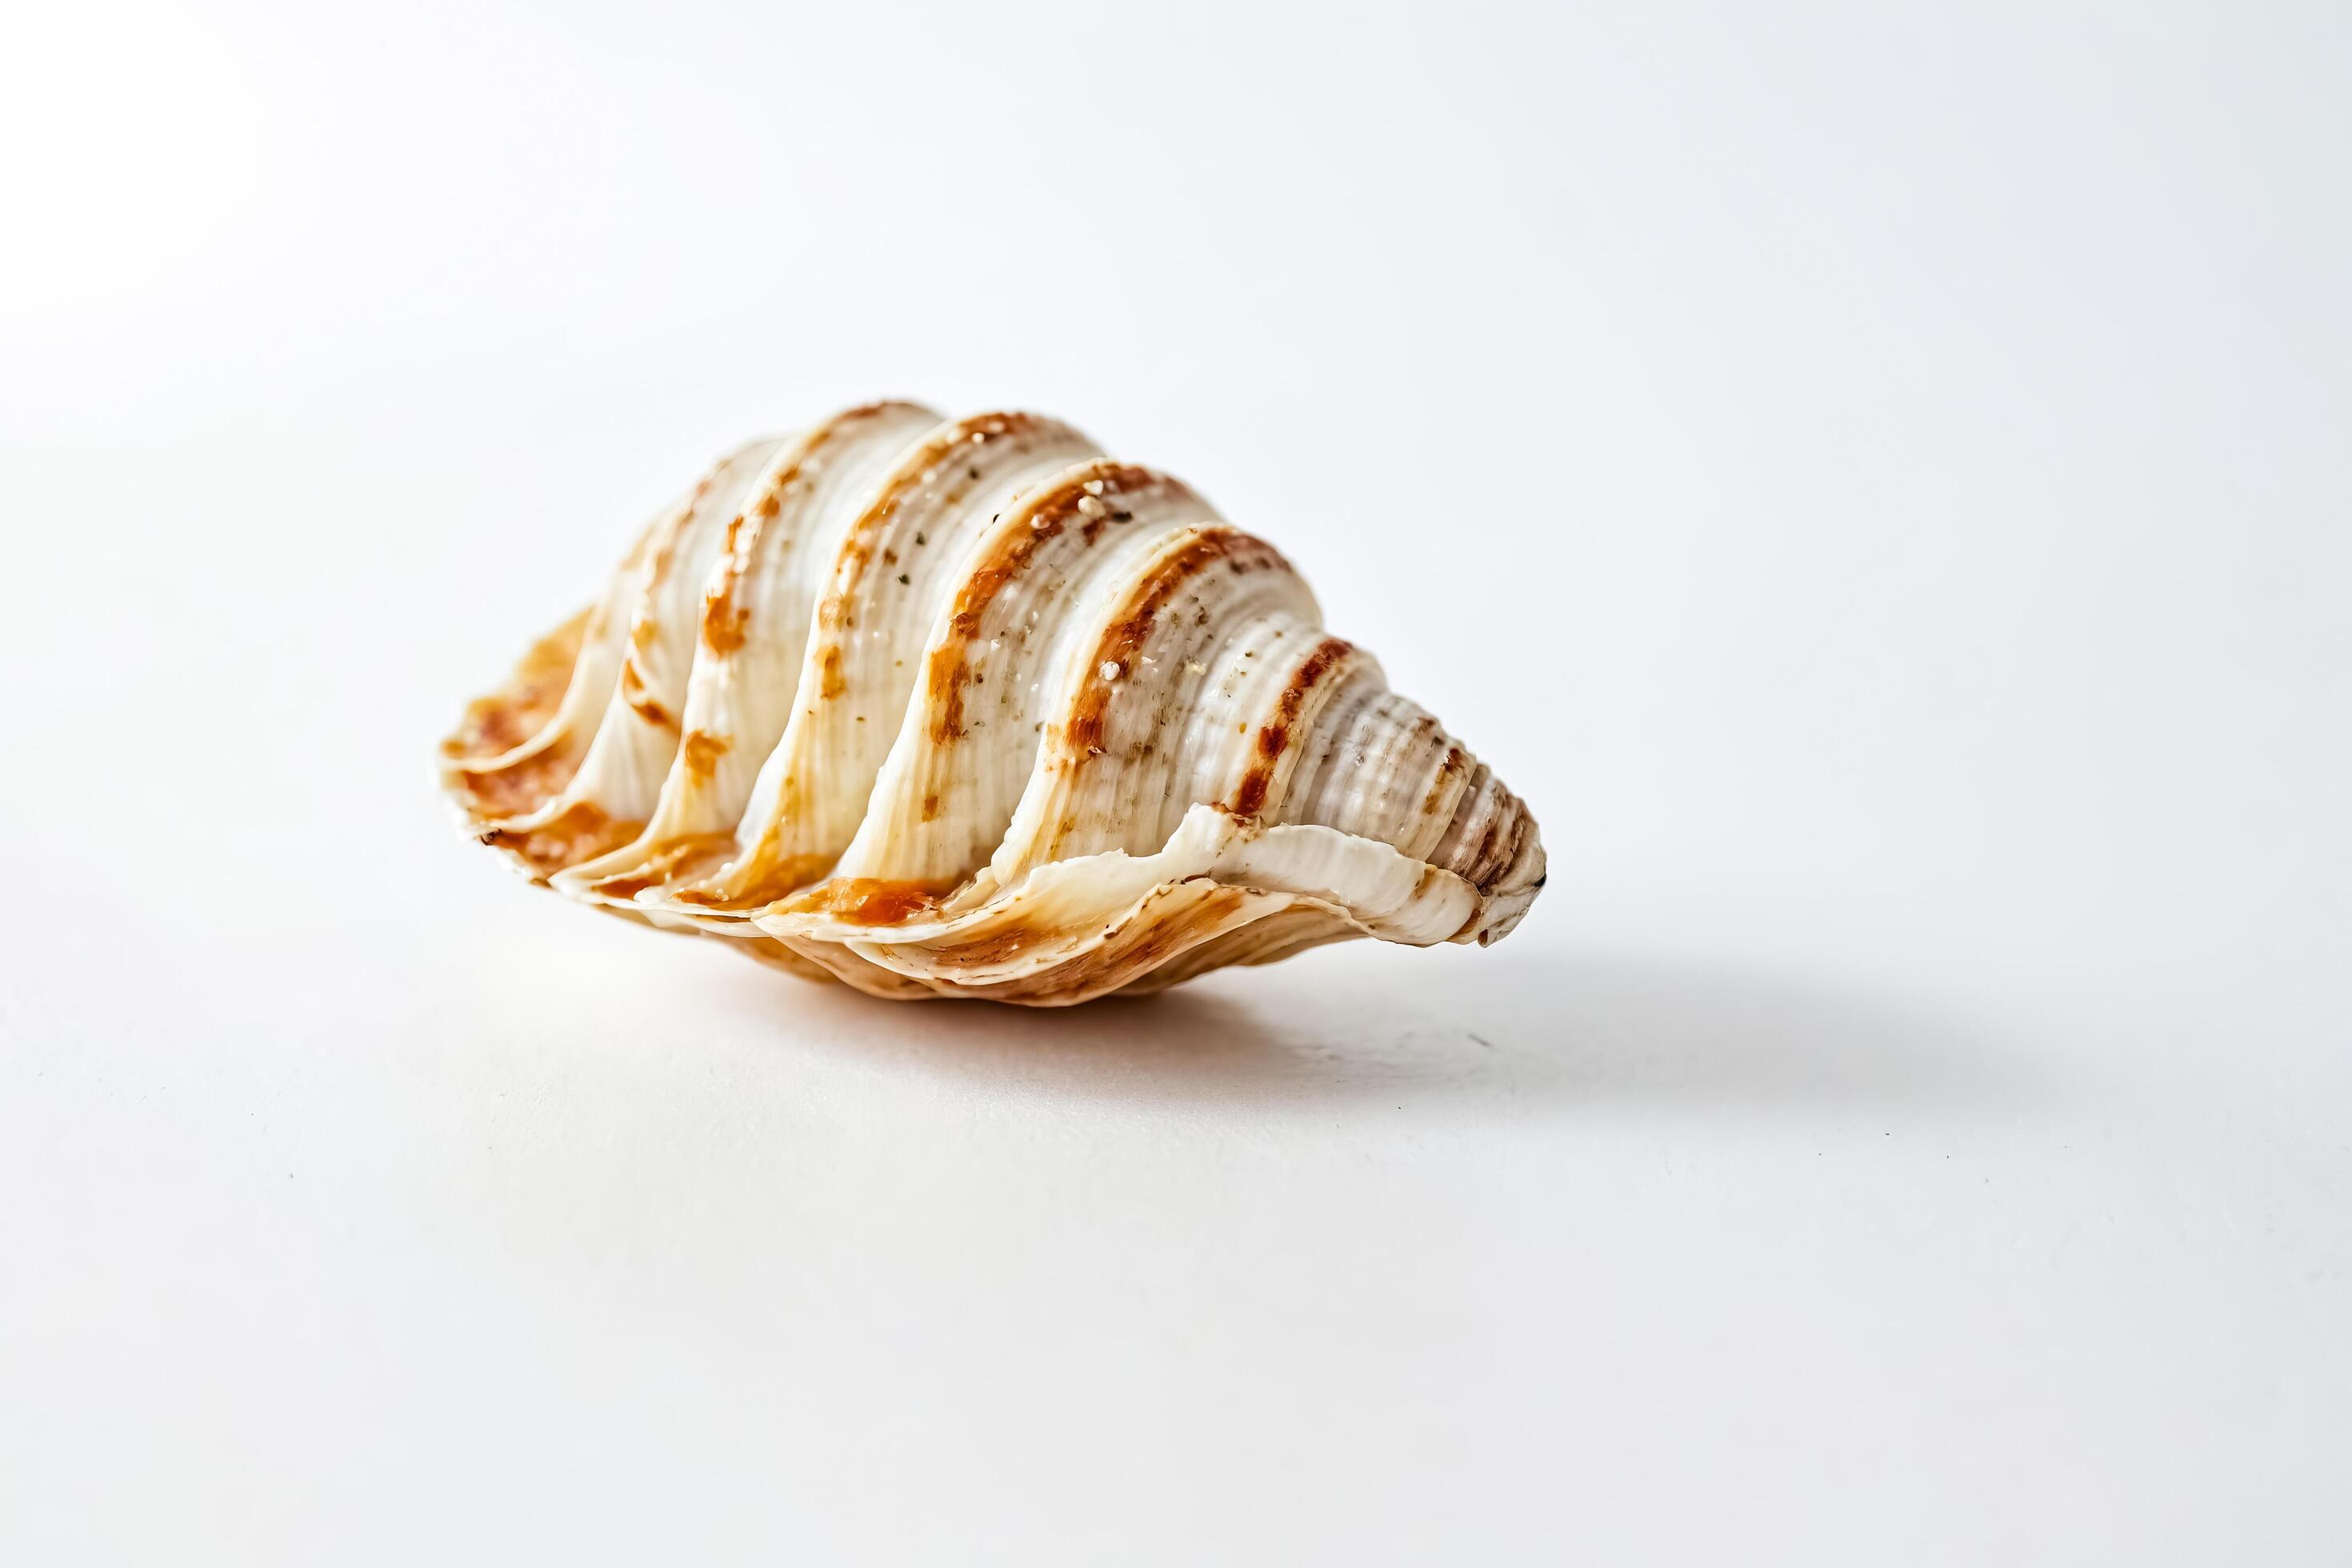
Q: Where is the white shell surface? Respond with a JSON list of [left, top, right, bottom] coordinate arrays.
[[442, 404, 1545, 1003]]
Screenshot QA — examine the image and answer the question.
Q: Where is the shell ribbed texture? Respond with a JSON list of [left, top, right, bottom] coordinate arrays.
[[442, 402, 1544, 1004]]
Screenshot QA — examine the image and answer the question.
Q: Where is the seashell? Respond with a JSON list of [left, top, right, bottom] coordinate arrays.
[[441, 402, 1546, 1005]]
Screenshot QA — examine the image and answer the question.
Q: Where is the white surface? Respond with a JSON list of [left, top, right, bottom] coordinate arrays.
[[3, 2, 2348, 1562]]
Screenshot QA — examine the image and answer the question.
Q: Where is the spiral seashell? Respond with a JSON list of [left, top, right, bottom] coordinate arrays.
[[441, 402, 1546, 1004]]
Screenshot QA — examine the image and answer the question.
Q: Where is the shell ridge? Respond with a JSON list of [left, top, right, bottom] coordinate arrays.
[[558, 404, 944, 901], [717, 414, 1107, 898], [816, 463, 1214, 892]]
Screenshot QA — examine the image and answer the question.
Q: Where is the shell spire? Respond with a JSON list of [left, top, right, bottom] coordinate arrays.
[[442, 403, 1546, 1004]]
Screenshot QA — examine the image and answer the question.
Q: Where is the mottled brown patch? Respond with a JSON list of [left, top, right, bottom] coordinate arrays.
[[681, 730, 730, 779], [443, 608, 590, 762], [818, 642, 845, 699], [702, 585, 750, 655], [788, 877, 954, 926], [482, 802, 644, 875], [921, 791, 942, 821], [1229, 770, 1271, 818], [455, 745, 580, 819]]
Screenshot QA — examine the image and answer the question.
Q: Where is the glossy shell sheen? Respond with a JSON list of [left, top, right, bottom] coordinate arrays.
[[441, 402, 1546, 1004]]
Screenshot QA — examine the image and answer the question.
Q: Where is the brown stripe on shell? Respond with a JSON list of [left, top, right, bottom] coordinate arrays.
[[698, 514, 758, 655], [1418, 743, 1470, 818], [799, 413, 1074, 717], [1063, 528, 1290, 760], [1227, 634, 1354, 819], [699, 404, 926, 658], [925, 464, 1175, 744], [1430, 774, 1541, 896]]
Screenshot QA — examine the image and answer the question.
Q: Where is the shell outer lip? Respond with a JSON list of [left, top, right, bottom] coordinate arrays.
[[746, 806, 1486, 958]]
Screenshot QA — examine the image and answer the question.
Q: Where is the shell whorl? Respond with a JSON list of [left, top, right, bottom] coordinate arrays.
[[442, 403, 1545, 1004]]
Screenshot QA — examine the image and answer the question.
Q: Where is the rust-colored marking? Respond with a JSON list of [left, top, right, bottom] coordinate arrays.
[[786, 877, 955, 926], [621, 674, 675, 731], [698, 407, 909, 661], [616, 650, 673, 730], [1420, 743, 1469, 816], [921, 791, 942, 822], [455, 746, 580, 819], [1226, 636, 1352, 820], [702, 586, 750, 655], [1065, 529, 1288, 757], [681, 730, 730, 779], [702, 510, 765, 657], [445, 609, 590, 761], [482, 802, 644, 874], [822, 414, 1058, 677], [923, 465, 1174, 743], [818, 642, 845, 699], [1469, 814, 1506, 884]]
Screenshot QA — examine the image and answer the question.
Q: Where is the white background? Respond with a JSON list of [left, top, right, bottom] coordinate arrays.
[[3, 2, 2347, 1562]]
